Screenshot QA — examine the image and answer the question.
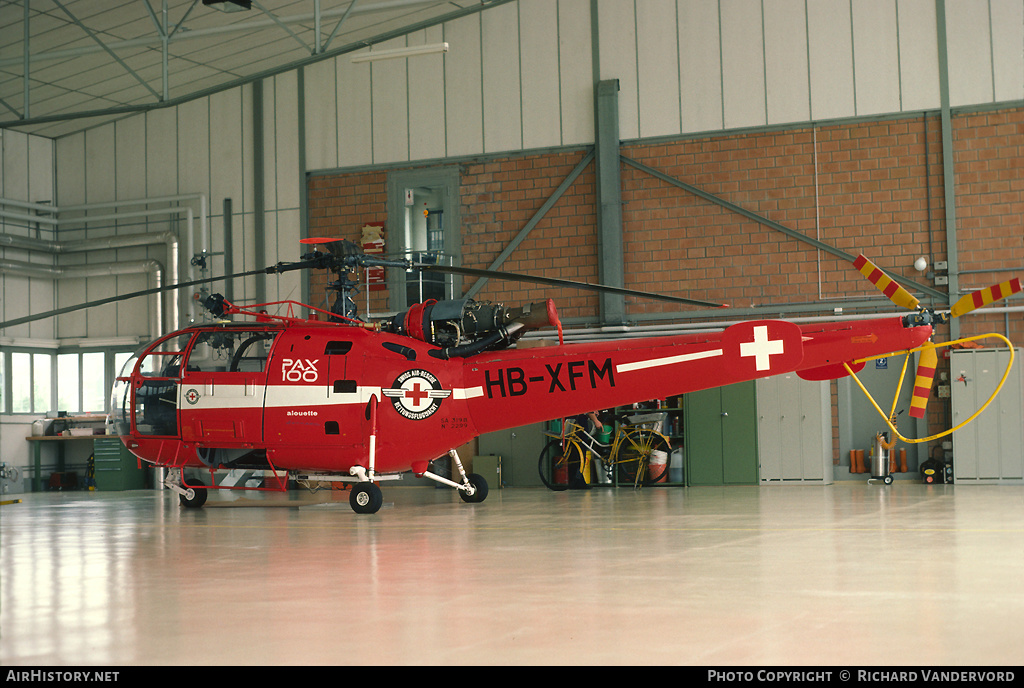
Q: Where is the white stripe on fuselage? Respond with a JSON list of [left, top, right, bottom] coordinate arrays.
[[178, 384, 487, 410], [615, 348, 724, 373]]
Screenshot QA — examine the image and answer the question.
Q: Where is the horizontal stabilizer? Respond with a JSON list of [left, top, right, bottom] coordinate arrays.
[[797, 360, 866, 382]]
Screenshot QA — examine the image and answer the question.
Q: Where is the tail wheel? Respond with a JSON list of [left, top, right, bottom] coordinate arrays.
[[459, 473, 489, 503], [538, 439, 584, 491], [616, 430, 671, 486]]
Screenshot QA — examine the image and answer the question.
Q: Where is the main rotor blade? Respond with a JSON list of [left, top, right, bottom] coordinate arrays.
[[0, 268, 268, 331], [410, 262, 726, 309], [298, 238, 725, 308]]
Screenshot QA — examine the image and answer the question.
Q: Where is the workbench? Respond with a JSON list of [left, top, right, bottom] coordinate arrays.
[[25, 434, 145, 492]]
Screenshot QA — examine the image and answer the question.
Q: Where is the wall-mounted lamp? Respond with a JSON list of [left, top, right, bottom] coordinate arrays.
[[351, 42, 449, 64], [914, 256, 928, 272]]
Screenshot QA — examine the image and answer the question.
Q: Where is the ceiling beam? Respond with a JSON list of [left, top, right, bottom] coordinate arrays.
[[50, 0, 162, 102]]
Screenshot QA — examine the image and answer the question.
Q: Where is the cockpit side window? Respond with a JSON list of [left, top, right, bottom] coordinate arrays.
[[185, 330, 279, 374]]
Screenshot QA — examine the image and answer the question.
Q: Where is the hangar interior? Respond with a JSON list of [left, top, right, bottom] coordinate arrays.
[[1, 0, 1023, 666]]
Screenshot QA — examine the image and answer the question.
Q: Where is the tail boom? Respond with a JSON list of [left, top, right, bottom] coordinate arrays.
[[464, 316, 932, 434]]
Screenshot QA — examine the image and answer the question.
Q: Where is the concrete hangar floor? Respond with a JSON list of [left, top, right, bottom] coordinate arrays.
[[2, 482, 1022, 666]]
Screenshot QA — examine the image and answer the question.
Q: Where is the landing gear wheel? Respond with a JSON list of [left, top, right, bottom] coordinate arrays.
[[179, 478, 208, 509], [459, 473, 489, 503], [350, 482, 383, 514]]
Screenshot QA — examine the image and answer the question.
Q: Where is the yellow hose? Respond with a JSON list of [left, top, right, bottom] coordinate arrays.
[[843, 333, 1015, 444]]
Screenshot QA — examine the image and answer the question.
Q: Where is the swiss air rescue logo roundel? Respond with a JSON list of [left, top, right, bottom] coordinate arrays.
[[383, 369, 452, 420]]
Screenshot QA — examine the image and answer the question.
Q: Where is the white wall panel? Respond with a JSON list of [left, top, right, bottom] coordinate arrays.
[[636, 0, 682, 138], [482, 2, 523, 154], [145, 108, 178, 196], [444, 14, 484, 157], [27, 135, 54, 206], [408, 27, 448, 161], [597, 0, 639, 140], [679, 0, 723, 133], [721, 0, 766, 129], [263, 208, 302, 306], [85, 127, 116, 210], [337, 55, 373, 167], [209, 87, 247, 218], [115, 117, 147, 202], [946, 0, 995, 106], [0, 129, 54, 346], [557, 0, 594, 145], [520, 0, 562, 149], [990, 0, 1024, 102], [807, 0, 856, 121], [272, 72, 301, 212], [2, 131, 29, 203], [56, 133, 86, 208], [853, 0, 902, 116], [27, 277, 53, 341], [370, 38, 410, 164], [304, 59, 339, 172], [177, 99, 210, 199], [897, 0, 940, 111], [3, 274, 28, 340], [764, 0, 810, 125], [114, 272, 149, 338], [56, 276, 85, 339]]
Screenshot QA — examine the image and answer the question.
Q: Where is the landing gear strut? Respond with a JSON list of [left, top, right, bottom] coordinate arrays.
[[421, 448, 489, 504], [338, 448, 489, 514]]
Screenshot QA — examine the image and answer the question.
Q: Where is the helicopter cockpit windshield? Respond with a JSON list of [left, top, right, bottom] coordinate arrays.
[[110, 332, 196, 438]]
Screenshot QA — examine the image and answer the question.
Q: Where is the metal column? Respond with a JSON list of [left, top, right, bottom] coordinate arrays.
[[935, 0, 960, 338], [595, 79, 625, 326]]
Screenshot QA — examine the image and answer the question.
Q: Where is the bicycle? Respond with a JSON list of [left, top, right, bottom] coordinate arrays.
[[538, 412, 672, 490]]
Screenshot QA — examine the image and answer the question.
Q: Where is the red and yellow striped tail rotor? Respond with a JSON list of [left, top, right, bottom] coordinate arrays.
[[853, 254, 921, 311], [908, 343, 938, 419], [950, 278, 1023, 319]]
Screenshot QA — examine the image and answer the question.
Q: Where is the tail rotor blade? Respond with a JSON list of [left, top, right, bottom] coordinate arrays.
[[908, 343, 938, 419], [853, 254, 921, 311], [949, 277, 1022, 319]]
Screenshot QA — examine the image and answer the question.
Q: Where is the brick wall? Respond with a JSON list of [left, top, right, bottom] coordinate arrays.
[[307, 170, 388, 316], [459, 151, 598, 321], [619, 116, 950, 319], [952, 108, 1024, 346]]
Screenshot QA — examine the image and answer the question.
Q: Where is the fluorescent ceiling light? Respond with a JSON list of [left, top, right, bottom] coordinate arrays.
[[351, 42, 449, 63]]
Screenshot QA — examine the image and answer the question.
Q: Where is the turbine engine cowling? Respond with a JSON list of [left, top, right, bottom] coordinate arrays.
[[384, 298, 561, 352]]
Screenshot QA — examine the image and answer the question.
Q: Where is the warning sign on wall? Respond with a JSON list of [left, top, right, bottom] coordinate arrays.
[[361, 222, 386, 290]]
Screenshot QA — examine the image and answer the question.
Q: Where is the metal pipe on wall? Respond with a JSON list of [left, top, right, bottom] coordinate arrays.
[[0, 230, 180, 334], [0, 258, 164, 341], [0, 193, 213, 334]]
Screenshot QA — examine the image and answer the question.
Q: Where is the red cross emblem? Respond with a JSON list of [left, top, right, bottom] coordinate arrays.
[[383, 370, 452, 420]]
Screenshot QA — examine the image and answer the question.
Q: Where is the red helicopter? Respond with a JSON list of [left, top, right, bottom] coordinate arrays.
[[5, 240, 1019, 513]]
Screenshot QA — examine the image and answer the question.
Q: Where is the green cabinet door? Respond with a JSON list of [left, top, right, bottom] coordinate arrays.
[[93, 437, 148, 491], [684, 381, 758, 485]]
